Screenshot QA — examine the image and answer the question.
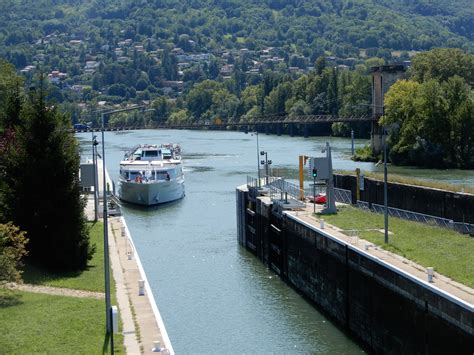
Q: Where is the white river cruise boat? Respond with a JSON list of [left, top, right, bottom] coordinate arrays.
[[118, 144, 185, 205]]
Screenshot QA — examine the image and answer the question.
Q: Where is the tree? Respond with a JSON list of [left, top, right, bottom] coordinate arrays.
[[0, 223, 28, 283], [314, 56, 326, 75], [151, 96, 171, 123], [168, 109, 189, 124], [264, 81, 292, 115], [4, 80, 94, 270], [409, 48, 474, 84], [383, 77, 474, 168], [210, 89, 239, 120], [186, 80, 222, 119], [0, 61, 23, 129]]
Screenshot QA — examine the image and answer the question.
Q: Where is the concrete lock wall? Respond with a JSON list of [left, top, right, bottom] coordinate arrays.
[[333, 174, 474, 224], [236, 187, 474, 354]]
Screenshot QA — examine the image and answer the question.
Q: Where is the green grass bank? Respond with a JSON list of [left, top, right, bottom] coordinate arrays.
[[319, 206, 474, 288], [0, 222, 123, 354]]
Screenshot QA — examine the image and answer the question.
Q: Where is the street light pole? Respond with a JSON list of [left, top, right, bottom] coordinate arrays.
[[256, 131, 260, 188], [101, 113, 113, 353], [260, 151, 272, 186], [92, 135, 99, 222], [383, 126, 388, 243], [98, 105, 151, 354]]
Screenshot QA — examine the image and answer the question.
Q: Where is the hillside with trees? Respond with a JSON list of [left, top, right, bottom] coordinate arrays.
[[0, 1, 472, 168], [0, 0, 471, 117]]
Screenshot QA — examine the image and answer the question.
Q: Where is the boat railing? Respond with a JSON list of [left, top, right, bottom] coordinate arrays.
[[123, 144, 141, 160]]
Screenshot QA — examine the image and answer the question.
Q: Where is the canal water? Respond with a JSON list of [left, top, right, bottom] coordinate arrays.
[[78, 129, 472, 353]]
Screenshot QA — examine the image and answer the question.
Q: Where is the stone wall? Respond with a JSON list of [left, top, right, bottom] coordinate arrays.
[[236, 186, 474, 353]]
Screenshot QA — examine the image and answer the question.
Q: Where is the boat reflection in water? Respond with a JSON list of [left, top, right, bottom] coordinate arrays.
[[118, 144, 185, 206]]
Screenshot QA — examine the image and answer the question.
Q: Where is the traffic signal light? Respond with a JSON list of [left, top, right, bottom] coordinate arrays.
[[312, 168, 317, 178]]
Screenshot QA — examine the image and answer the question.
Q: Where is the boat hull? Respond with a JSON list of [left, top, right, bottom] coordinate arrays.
[[118, 179, 185, 206]]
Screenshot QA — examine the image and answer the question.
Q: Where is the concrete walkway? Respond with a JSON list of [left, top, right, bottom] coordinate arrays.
[[288, 204, 474, 305], [109, 217, 172, 354]]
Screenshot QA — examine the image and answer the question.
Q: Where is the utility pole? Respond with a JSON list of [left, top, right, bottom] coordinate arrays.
[[383, 126, 388, 243], [92, 134, 99, 222], [99, 105, 149, 354]]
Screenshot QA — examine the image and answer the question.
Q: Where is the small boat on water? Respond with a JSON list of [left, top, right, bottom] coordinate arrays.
[[118, 144, 185, 205]]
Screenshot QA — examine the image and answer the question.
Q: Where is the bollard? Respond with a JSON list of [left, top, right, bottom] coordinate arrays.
[[152, 341, 161, 352], [427, 267, 434, 283], [138, 280, 145, 295], [364, 243, 369, 251], [127, 251, 132, 260], [320, 219, 325, 229], [111, 306, 119, 333], [121, 226, 125, 237]]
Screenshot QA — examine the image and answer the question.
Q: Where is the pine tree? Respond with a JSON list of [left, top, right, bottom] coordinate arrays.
[[6, 79, 94, 270]]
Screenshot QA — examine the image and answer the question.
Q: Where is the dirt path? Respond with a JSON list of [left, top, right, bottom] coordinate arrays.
[[6, 283, 105, 299]]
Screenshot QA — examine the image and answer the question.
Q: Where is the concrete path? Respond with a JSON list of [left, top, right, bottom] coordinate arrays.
[[6, 283, 105, 299], [288, 204, 474, 305], [109, 217, 171, 354]]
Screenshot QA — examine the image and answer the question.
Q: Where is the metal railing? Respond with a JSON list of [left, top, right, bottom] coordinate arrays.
[[247, 175, 306, 208], [267, 178, 304, 202], [334, 188, 352, 204], [355, 200, 474, 235], [247, 175, 258, 189]]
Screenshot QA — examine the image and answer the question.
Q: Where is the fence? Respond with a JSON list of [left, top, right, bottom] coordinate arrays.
[[357, 200, 474, 235], [334, 188, 352, 205]]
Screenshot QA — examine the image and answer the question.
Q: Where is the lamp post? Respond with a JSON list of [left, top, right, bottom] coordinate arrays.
[[92, 135, 99, 222], [255, 131, 260, 188], [260, 151, 272, 185], [383, 125, 388, 243], [100, 112, 114, 353], [356, 103, 389, 242], [98, 105, 148, 354]]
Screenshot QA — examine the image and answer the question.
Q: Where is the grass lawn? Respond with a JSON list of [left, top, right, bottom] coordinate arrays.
[[320, 206, 474, 288], [0, 289, 123, 354], [22, 221, 108, 292], [1, 220, 125, 353]]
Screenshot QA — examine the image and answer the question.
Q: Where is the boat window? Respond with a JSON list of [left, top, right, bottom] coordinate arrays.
[[162, 149, 172, 159], [144, 150, 158, 157]]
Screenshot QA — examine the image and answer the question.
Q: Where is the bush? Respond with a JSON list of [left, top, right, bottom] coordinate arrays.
[[0, 223, 28, 283]]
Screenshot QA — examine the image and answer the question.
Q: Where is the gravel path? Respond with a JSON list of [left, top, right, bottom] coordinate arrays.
[[6, 283, 105, 299]]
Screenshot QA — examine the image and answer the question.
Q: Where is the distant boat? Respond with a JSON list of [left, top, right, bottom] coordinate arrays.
[[118, 144, 185, 205]]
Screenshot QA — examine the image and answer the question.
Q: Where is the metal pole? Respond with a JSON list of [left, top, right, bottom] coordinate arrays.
[[256, 131, 260, 188], [383, 127, 388, 243], [351, 129, 354, 155], [313, 175, 316, 214], [265, 152, 269, 185], [93, 136, 99, 222], [101, 113, 113, 352]]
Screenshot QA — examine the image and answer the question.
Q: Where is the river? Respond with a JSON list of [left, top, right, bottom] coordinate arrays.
[[78, 129, 472, 353]]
